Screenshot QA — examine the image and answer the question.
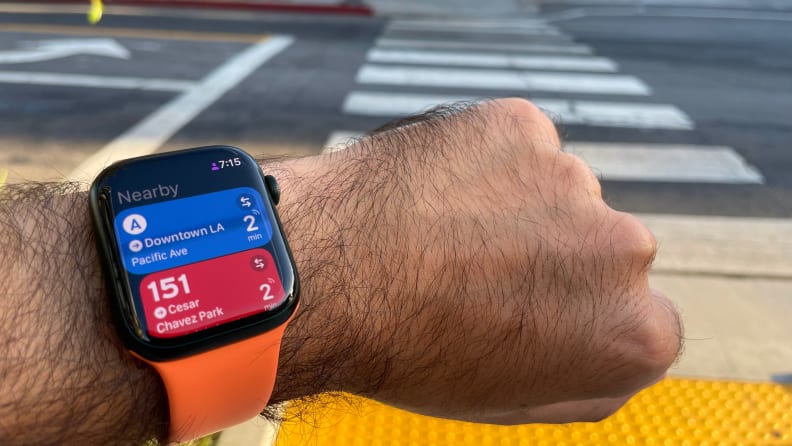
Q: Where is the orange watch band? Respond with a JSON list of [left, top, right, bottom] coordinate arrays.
[[138, 321, 291, 443]]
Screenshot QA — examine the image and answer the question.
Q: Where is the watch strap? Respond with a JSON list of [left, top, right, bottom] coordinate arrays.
[[138, 323, 289, 443]]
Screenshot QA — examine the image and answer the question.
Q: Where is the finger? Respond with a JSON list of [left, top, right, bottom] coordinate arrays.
[[649, 287, 685, 365], [603, 287, 682, 398]]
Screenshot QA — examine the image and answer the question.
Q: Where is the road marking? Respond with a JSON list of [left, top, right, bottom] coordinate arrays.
[[324, 131, 360, 152], [538, 98, 693, 129], [0, 168, 7, 189], [387, 22, 564, 36], [357, 65, 650, 95], [326, 132, 759, 184], [388, 18, 550, 29], [384, 30, 575, 45], [0, 71, 195, 91], [0, 38, 129, 64], [342, 92, 693, 130], [376, 38, 594, 55], [342, 91, 464, 117], [543, 6, 792, 23], [344, 92, 693, 129], [367, 49, 618, 72], [0, 23, 264, 43], [68, 35, 294, 182], [566, 142, 763, 184]]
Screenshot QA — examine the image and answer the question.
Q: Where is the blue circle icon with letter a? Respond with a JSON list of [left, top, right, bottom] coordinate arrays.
[[122, 214, 148, 235]]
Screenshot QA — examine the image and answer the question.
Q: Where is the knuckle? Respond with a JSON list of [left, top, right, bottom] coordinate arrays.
[[486, 97, 561, 146], [646, 295, 684, 368], [495, 97, 546, 118], [609, 211, 658, 268], [559, 153, 603, 197]]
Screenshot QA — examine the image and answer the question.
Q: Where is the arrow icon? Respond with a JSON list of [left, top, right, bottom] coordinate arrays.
[[0, 38, 130, 64]]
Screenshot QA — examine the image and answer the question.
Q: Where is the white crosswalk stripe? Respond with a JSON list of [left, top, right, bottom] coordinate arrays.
[[566, 143, 764, 184], [537, 98, 694, 129], [384, 19, 551, 31], [385, 33, 577, 45], [357, 64, 651, 95], [376, 38, 595, 55], [343, 91, 693, 130], [324, 132, 763, 184], [324, 130, 359, 152], [333, 17, 764, 185], [387, 23, 566, 36], [0, 70, 195, 91], [383, 20, 576, 43], [367, 49, 619, 72]]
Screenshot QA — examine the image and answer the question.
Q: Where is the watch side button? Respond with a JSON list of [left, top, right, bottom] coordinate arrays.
[[265, 175, 280, 206]]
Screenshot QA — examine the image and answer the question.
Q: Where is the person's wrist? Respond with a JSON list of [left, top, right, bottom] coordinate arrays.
[[266, 154, 361, 402], [265, 151, 401, 403]]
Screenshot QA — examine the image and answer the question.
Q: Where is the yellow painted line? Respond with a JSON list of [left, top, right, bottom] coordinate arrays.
[[0, 168, 7, 189], [0, 23, 263, 43], [277, 378, 792, 445]]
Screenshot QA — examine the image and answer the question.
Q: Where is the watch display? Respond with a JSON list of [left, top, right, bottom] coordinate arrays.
[[90, 146, 298, 359]]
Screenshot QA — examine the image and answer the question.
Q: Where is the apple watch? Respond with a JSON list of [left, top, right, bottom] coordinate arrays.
[[89, 146, 299, 442]]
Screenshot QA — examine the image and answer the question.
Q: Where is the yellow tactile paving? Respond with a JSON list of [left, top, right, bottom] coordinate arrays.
[[276, 378, 792, 446]]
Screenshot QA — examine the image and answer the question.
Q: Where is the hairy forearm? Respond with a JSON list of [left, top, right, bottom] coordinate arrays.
[[0, 152, 388, 445], [0, 183, 168, 445], [0, 104, 561, 445], [269, 147, 418, 403]]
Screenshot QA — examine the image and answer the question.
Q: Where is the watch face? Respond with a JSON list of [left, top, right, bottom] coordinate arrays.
[[90, 146, 298, 360]]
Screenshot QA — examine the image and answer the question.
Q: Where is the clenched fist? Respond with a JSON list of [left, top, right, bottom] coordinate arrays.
[[273, 98, 682, 424]]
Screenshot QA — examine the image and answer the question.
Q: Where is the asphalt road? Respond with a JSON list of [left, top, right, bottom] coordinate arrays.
[[0, 3, 789, 217], [546, 5, 792, 217]]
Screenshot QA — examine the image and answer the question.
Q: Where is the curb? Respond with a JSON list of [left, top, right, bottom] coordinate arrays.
[[0, 0, 374, 16], [637, 213, 792, 280]]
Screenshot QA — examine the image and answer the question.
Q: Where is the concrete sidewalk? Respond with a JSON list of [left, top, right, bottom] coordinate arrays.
[[642, 214, 792, 383]]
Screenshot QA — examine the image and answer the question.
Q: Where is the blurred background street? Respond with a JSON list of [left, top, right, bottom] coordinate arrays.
[[0, 0, 790, 443], [1, 1, 790, 217]]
